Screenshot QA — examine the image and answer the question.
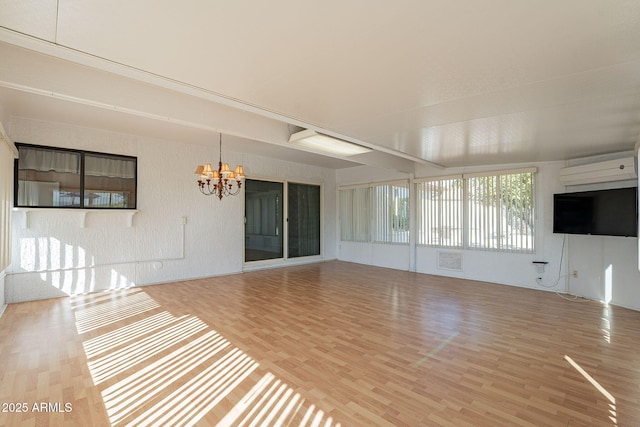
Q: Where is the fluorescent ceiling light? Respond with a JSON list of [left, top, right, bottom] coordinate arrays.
[[288, 129, 372, 157]]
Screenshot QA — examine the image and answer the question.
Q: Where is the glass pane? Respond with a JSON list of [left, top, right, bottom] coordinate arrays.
[[288, 183, 320, 258], [17, 146, 81, 207], [372, 184, 409, 244], [339, 187, 370, 242], [499, 172, 534, 252], [84, 153, 137, 208], [417, 179, 463, 247], [244, 179, 284, 262], [467, 176, 498, 250]]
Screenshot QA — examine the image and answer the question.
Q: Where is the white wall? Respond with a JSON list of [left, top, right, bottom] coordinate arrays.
[[6, 117, 640, 310], [562, 169, 640, 310], [338, 158, 640, 311], [555, 151, 640, 309], [0, 115, 14, 314], [414, 162, 568, 291], [309, 150, 640, 310], [338, 241, 411, 271], [566, 234, 640, 310], [6, 118, 337, 302], [336, 165, 411, 270], [337, 163, 569, 290]]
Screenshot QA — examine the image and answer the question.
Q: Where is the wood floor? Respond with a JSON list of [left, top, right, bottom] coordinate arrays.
[[1, 261, 640, 426]]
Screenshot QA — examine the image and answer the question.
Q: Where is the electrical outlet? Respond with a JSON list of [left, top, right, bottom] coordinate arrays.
[[572, 270, 578, 278]]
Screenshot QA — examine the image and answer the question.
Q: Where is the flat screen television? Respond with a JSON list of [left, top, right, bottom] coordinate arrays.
[[553, 187, 638, 237]]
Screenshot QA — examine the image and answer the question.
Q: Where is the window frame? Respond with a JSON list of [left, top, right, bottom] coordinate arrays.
[[416, 175, 464, 248], [287, 181, 322, 259], [339, 185, 371, 243], [417, 168, 536, 254], [372, 182, 410, 244], [339, 180, 410, 245], [244, 177, 324, 265], [13, 143, 138, 210]]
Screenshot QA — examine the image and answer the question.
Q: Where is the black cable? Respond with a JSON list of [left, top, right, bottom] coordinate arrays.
[[536, 234, 567, 289]]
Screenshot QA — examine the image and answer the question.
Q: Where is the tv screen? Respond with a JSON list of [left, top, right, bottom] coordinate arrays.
[[553, 187, 638, 237]]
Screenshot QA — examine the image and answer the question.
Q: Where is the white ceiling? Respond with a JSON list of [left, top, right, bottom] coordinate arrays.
[[1, 1, 640, 170]]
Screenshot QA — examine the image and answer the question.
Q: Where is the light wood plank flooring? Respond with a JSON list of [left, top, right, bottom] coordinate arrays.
[[1, 261, 640, 426]]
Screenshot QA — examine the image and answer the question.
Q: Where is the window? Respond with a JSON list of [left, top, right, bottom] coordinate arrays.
[[339, 186, 370, 242], [467, 171, 534, 252], [339, 181, 409, 244], [416, 176, 463, 247], [372, 183, 409, 244], [14, 144, 137, 209], [417, 169, 535, 253]]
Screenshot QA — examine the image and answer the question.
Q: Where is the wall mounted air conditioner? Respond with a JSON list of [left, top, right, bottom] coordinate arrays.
[[559, 157, 637, 186]]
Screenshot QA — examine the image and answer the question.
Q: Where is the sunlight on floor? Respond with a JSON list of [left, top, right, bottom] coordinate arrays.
[[128, 348, 259, 426], [601, 305, 612, 344], [217, 372, 341, 427], [88, 315, 208, 384], [82, 311, 177, 358], [103, 331, 231, 424], [72, 289, 342, 426], [74, 291, 159, 334], [564, 355, 617, 426]]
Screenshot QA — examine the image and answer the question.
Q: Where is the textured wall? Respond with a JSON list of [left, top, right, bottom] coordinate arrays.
[[7, 118, 337, 302]]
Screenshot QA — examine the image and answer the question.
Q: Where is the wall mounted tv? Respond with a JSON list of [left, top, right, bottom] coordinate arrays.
[[553, 187, 638, 237]]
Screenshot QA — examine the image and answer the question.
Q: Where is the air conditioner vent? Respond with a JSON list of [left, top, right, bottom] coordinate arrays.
[[437, 251, 463, 271]]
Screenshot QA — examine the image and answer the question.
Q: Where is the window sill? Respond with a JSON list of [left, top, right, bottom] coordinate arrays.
[[13, 208, 139, 228]]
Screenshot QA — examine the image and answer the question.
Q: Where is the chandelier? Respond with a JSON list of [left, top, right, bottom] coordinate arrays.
[[194, 133, 245, 200]]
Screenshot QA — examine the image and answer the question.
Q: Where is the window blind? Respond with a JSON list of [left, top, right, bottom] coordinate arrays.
[[417, 170, 535, 253], [339, 187, 370, 242], [339, 180, 409, 244], [417, 177, 463, 247], [372, 183, 409, 244]]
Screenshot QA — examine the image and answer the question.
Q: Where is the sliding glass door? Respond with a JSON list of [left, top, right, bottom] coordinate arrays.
[[244, 180, 284, 262], [244, 179, 321, 263], [288, 183, 320, 258]]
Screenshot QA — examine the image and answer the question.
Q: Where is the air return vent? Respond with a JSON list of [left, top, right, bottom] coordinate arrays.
[[437, 251, 463, 271]]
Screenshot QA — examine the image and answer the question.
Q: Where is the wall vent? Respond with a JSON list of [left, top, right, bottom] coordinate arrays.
[[437, 251, 463, 271]]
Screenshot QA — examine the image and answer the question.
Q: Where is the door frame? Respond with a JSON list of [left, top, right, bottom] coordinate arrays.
[[243, 176, 324, 270]]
